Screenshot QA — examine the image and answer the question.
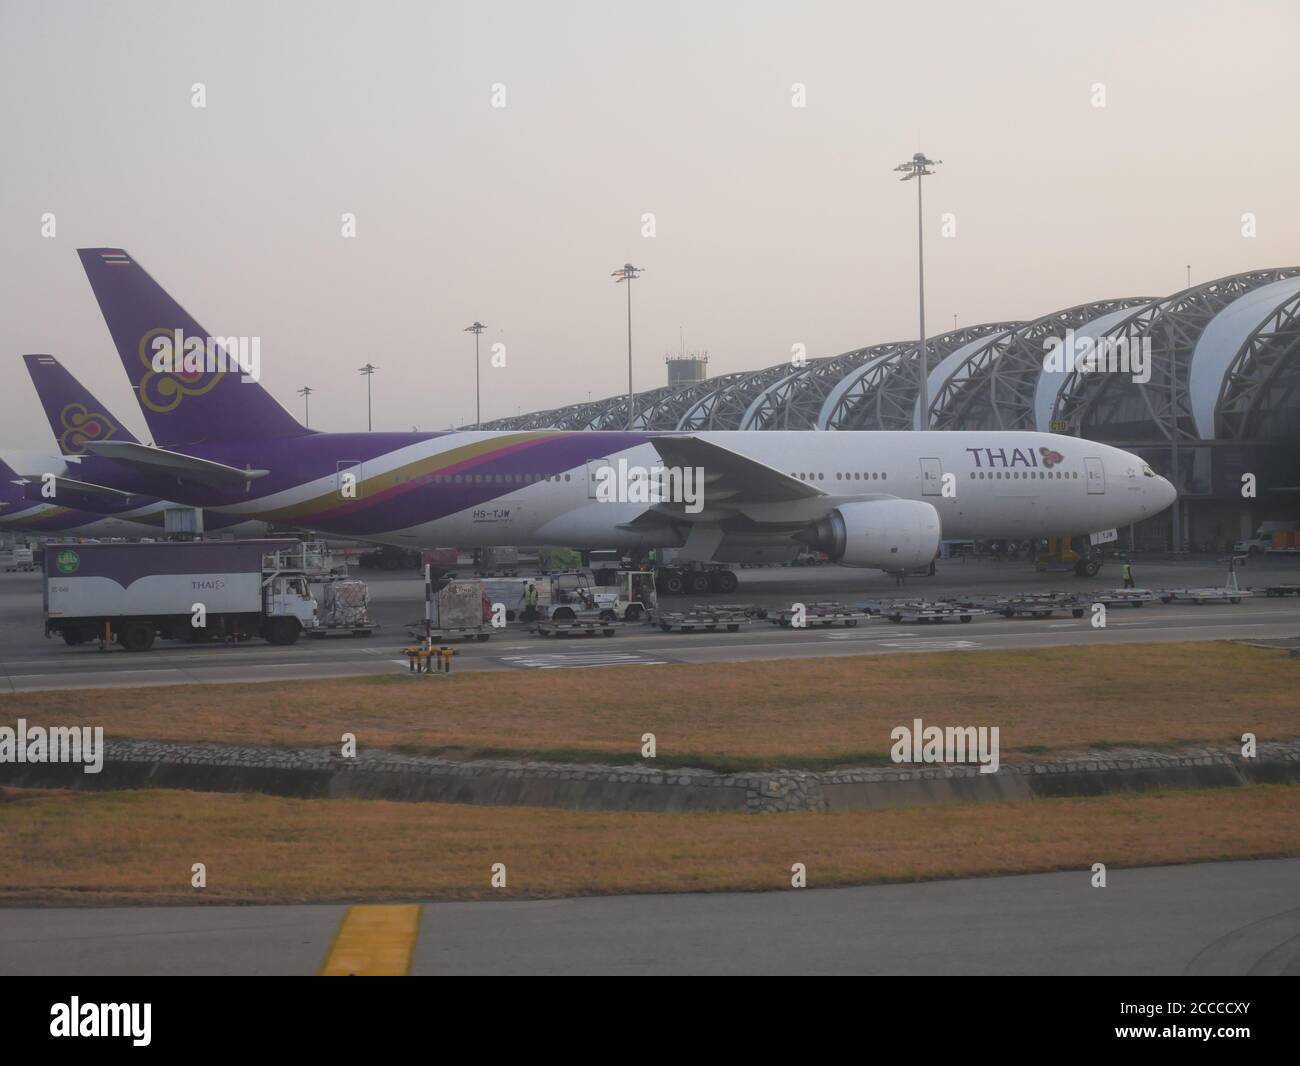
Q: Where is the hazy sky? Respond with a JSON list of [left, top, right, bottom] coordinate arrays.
[[1, 0, 1297, 445]]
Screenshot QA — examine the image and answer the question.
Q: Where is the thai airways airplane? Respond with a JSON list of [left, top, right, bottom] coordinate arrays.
[[38, 248, 1175, 574], [0, 455, 166, 538], [14, 354, 268, 540]]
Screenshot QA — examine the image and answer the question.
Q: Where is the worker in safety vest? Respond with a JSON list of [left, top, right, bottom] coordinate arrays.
[[1122, 561, 1135, 589], [524, 581, 539, 621]]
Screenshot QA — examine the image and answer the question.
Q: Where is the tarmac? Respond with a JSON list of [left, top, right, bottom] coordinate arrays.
[[3, 555, 1299, 691], [1, 858, 1295, 975]]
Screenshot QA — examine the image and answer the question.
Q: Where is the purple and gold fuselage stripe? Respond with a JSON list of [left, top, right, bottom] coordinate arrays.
[[251, 432, 561, 525]]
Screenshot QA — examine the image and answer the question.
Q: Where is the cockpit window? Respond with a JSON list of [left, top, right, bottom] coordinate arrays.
[[1141, 464, 1156, 478]]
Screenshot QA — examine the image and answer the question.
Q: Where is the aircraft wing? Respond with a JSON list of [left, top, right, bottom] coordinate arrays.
[[16, 474, 136, 503], [648, 434, 825, 506], [85, 440, 269, 485]]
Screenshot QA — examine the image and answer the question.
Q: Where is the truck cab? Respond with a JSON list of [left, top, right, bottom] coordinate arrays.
[[262, 573, 317, 644]]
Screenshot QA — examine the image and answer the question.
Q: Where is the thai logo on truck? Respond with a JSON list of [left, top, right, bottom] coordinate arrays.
[[55, 549, 80, 574]]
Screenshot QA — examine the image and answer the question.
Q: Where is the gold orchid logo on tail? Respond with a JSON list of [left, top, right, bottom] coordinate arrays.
[[59, 403, 119, 454], [136, 328, 226, 413]]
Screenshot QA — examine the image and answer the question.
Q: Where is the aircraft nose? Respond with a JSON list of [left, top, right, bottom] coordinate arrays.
[[1155, 475, 1177, 512]]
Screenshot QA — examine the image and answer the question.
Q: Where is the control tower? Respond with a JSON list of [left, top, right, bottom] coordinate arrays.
[[665, 351, 708, 387]]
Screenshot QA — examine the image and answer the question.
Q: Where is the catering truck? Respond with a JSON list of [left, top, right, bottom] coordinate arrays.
[[44, 539, 319, 651]]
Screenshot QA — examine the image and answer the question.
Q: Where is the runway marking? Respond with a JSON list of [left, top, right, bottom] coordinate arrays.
[[320, 904, 422, 976], [500, 651, 669, 669], [875, 639, 982, 651]]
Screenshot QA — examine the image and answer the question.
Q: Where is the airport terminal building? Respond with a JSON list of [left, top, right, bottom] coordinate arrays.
[[477, 268, 1300, 551]]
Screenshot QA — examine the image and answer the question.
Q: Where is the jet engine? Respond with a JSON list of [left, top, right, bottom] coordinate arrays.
[[801, 499, 941, 570]]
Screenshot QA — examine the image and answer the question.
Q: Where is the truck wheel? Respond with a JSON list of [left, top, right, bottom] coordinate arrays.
[[118, 622, 156, 653], [476, 633, 492, 642], [263, 618, 301, 646], [61, 629, 88, 646], [689, 572, 711, 595], [551, 607, 576, 622], [711, 570, 739, 594], [624, 605, 644, 623], [599, 610, 617, 623]]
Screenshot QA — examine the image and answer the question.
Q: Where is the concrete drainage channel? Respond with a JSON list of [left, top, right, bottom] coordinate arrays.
[[3, 739, 1299, 813]]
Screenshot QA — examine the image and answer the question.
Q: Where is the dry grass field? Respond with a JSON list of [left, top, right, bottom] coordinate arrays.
[[1, 783, 1296, 905], [3, 643, 1295, 770]]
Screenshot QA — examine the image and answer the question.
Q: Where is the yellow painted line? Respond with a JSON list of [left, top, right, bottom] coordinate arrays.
[[319, 904, 423, 976]]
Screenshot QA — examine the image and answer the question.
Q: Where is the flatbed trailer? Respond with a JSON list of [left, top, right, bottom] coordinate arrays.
[[991, 593, 1086, 619], [535, 618, 622, 637], [656, 607, 749, 633], [772, 601, 874, 628], [406, 623, 494, 642], [884, 600, 984, 624], [1158, 588, 1251, 605], [306, 624, 377, 638], [690, 602, 769, 619], [1253, 584, 1300, 598], [1089, 588, 1156, 607]]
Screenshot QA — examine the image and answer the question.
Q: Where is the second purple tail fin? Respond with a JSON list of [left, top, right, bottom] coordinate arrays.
[[22, 354, 140, 456], [77, 248, 308, 448]]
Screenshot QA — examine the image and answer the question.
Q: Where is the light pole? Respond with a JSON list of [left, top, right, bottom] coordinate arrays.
[[611, 263, 644, 430], [894, 152, 941, 428], [297, 385, 313, 428], [358, 363, 378, 431], [464, 321, 486, 425]]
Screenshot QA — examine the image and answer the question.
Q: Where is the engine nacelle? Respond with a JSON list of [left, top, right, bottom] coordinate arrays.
[[803, 499, 942, 570]]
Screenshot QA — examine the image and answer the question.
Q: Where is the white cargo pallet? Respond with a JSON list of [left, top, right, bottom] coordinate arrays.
[[1090, 588, 1157, 607], [994, 595, 1086, 619], [1158, 588, 1252, 604], [535, 619, 623, 637], [772, 602, 874, 628], [885, 602, 985, 624], [657, 609, 748, 633]]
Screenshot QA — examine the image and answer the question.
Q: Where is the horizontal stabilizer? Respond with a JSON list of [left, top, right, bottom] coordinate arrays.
[[17, 475, 136, 503], [86, 440, 269, 485]]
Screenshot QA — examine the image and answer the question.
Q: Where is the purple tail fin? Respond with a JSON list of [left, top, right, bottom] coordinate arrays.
[[22, 354, 140, 457], [77, 248, 307, 447]]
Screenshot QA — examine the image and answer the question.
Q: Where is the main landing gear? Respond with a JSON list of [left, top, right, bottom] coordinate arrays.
[[654, 567, 739, 596]]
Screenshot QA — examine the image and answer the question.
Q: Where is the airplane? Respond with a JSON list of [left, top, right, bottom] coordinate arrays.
[[27, 247, 1176, 580], [0, 454, 168, 538], [16, 354, 269, 540]]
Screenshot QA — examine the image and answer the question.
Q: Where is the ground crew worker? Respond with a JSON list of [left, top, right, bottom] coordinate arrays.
[[1122, 561, 1135, 589], [524, 581, 539, 622]]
